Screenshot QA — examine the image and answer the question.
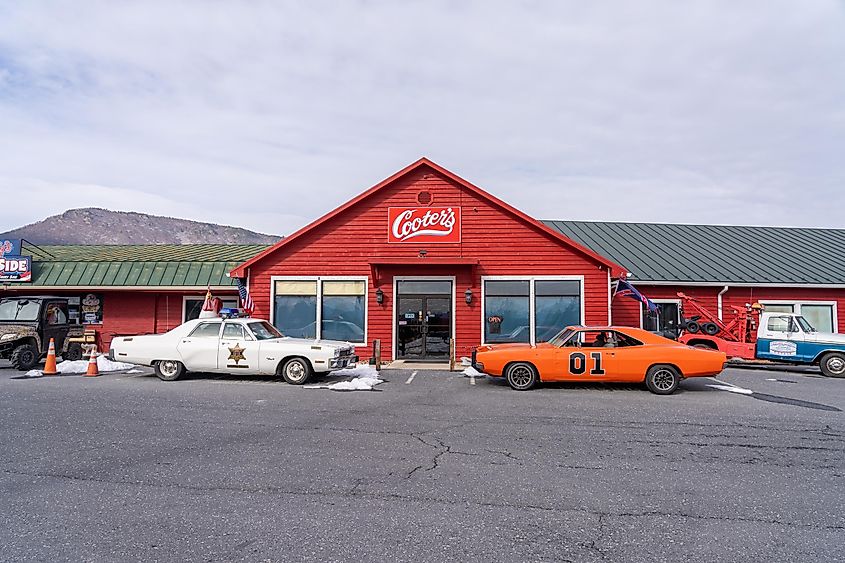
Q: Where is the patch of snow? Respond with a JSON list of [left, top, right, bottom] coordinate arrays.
[[460, 356, 471, 366], [45, 356, 137, 374], [707, 383, 754, 395], [22, 370, 44, 378], [330, 363, 380, 378], [305, 363, 384, 391], [462, 366, 482, 377], [125, 369, 145, 374]]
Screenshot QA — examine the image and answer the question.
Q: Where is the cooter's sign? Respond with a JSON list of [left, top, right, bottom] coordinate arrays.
[[388, 207, 461, 243]]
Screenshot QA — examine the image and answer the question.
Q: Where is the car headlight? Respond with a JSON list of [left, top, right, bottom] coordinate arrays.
[[0, 333, 16, 341]]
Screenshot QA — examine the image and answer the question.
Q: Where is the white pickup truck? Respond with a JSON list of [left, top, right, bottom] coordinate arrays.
[[681, 311, 845, 377], [109, 317, 358, 383]]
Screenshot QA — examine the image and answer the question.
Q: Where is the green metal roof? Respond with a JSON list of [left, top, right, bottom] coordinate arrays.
[[18, 244, 269, 288], [543, 221, 845, 285]]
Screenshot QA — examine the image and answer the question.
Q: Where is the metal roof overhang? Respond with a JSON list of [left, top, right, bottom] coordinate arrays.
[[368, 257, 479, 285]]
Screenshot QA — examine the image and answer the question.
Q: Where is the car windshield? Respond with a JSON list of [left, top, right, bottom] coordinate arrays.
[[0, 299, 40, 321], [248, 321, 284, 340], [795, 316, 816, 333], [548, 328, 575, 347]]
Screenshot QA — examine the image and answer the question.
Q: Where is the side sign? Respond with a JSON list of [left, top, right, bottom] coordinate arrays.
[[0, 255, 31, 282], [388, 207, 461, 243]]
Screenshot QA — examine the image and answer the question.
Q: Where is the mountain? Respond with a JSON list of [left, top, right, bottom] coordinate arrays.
[[0, 208, 280, 245]]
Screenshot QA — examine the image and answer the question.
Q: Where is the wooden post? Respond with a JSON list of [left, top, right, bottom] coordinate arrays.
[[373, 339, 381, 371], [449, 338, 456, 371]]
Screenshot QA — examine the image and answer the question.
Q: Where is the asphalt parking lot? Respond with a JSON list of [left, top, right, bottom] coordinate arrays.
[[1, 363, 843, 563]]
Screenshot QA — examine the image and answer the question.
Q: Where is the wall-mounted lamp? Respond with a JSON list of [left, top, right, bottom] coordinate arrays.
[[465, 288, 473, 305], [375, 287, 384, 305], [418, 249, 428, 258]]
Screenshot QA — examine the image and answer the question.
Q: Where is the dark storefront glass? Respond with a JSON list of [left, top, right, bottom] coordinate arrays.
[[484, 281, 530, 343]]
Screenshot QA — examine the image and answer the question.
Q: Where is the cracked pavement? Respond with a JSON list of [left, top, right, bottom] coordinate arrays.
[[1, 365, 843, 562]]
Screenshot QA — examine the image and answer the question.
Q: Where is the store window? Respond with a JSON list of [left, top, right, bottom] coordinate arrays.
[[761, 302, 836, 333], [483, 278, 582, 344], [484, 281, 530, 343], [272, 278, 366, 343], [184, 297, 238, 322], [642, 301, 682, 338], [534, 280, 580, 342]]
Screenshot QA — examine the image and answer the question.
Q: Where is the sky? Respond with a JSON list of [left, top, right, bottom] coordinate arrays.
[[0, 1, 843, 236]]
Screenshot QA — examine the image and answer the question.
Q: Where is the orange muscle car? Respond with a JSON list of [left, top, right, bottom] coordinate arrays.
[[472, 326, 727, 394]]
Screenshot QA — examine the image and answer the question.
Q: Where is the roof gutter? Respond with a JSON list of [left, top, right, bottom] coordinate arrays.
[[717, 285, 729, 320]]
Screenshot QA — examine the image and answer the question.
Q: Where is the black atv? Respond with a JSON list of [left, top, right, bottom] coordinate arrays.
[[0, 297, 85, 370]]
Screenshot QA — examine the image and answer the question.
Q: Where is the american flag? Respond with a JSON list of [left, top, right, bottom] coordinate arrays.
[[235, 277, 254, 315]]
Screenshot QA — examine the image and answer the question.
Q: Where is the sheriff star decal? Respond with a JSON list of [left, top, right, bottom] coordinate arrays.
[[227, 343, 249, 368]]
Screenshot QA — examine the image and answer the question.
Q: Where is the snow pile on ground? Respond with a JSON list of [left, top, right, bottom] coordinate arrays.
[[707, 383, 754, 395], [125, 369, 145, 374], [304, 363, 384, 391], [460, 356, 472, 366], [23, 356, 136, 377], [462, 366, 483, 377]]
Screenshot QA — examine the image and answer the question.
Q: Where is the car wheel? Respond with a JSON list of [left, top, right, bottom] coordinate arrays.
[[281, 357, 312, 385], [505, 362, 538, 391], [10, 343, 39, 371], [819, 352, 845, 378], [64, 344, 84, 362], [645, 364, 680, 395], [685, 321, 700, 333], [155, 360, 185, 381], [702, 323, 720, 336]]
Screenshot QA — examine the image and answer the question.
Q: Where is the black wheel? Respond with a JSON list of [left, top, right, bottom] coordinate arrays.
[[685, 321, 700, 334], [281, 357, 312, 385], [64, 344, 84, 362], [645, 364, 680, 395], [10, 343, 39, 371], [702, 323, 720, 336], [505, 362, 538, 391], [154, 360, 185, 381], [819, 352, 845, 378]]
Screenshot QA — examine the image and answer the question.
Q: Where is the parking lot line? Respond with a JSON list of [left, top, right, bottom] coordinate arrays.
[[405, 371, 417, 385]]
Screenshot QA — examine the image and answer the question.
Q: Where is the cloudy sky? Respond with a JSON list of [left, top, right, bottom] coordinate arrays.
[[0, 1, 843, 236]]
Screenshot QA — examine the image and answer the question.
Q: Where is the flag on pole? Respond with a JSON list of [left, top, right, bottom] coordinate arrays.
[[236, 277, 254, 315], [613, 278, 658, 312]]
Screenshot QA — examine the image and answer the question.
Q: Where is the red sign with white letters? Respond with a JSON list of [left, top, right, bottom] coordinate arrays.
[[388, 207, 461, 243]]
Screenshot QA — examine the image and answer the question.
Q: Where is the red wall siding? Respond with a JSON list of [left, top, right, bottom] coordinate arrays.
[[248, 166, 612, 360]]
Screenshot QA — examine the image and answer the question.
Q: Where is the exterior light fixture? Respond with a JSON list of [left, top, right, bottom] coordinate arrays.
[[418, 249, 428, 258], [375, 287, 384, 305], [465, 288, 473, 304]]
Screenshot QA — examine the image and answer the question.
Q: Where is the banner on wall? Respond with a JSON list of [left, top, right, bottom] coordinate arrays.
[[80, 293, 104, 324]]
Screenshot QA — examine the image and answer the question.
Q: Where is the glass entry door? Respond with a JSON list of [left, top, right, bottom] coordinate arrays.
[[396, 280, 452, 361]]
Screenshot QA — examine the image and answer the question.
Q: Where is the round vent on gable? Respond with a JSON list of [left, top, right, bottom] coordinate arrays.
[[417, 190, 432, 205]]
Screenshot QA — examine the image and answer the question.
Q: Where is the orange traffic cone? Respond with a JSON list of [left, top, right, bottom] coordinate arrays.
[[43, 338, 58, 376], [85, 346, 100, 377]]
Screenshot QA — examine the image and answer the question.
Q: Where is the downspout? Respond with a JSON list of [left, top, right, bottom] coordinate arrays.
[[717, 285, 729, 321]]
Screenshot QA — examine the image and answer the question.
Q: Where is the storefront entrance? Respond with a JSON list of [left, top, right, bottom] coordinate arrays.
[[395, 279, 453, 361]]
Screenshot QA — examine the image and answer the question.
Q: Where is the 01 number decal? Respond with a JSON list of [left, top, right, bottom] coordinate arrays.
[[568, 352, 606, 376]]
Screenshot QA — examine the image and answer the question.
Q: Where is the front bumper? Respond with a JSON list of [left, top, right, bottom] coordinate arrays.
[[330, 355, 359, 369], [470, 350, 485, 373]]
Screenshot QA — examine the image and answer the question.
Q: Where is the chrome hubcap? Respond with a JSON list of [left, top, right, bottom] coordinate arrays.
[[652, 369, 676, 391], [160, 361, 178, 376], [827, 357, 845, 374], [509, 365, 533, 388], [286, 362, 305, 380]]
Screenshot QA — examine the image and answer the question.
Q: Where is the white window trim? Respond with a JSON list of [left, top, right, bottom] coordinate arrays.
[[480, 275, 585, 346], [391, 276, 456, 361], [759, 300, 839, 333], [639, 298, 682, 330], [269, 275, 369, 345], [181, 295, 239, 323]]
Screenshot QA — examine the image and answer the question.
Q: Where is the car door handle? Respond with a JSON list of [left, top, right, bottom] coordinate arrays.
[[182, 339, 192, 343]]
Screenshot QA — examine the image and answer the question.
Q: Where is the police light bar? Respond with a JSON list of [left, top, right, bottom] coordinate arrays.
[[219, 308, 247, 319]]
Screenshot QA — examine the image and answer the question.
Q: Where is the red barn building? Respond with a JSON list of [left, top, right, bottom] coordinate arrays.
[[231, 158, 625, 363]]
